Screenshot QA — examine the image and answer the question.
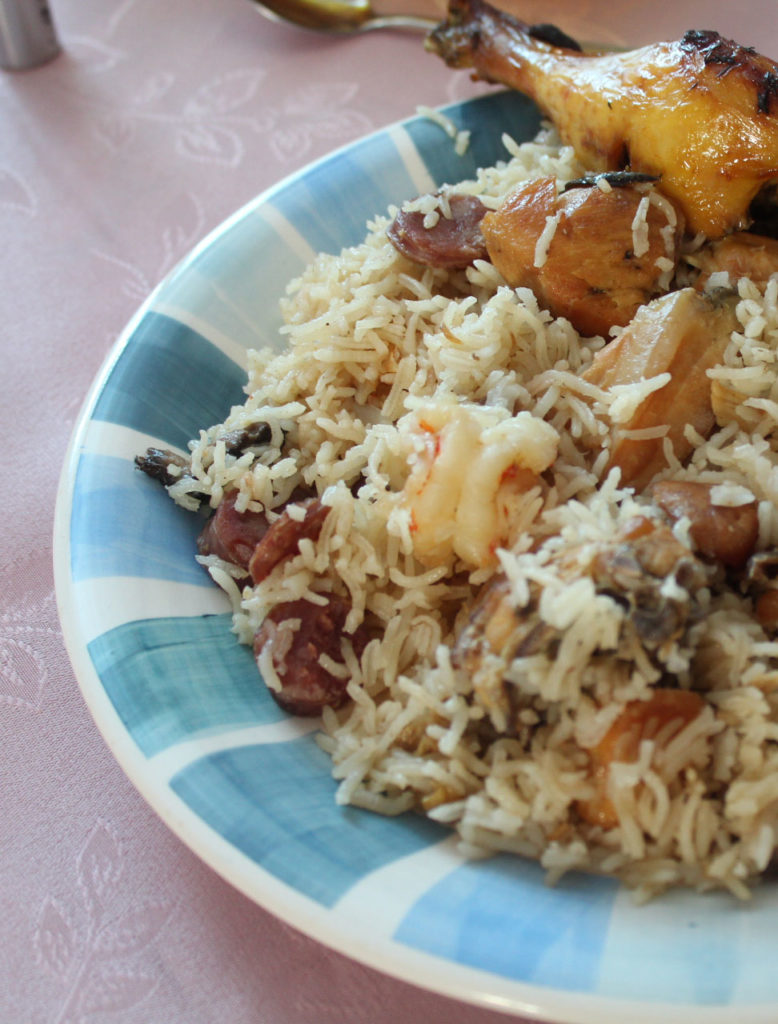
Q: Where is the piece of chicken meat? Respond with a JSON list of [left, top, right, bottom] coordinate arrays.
[[426, 0, 778, 237], [480, 175, 684, 336]]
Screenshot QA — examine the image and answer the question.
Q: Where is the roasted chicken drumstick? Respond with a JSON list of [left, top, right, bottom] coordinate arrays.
[[426, 0, 778, 237]]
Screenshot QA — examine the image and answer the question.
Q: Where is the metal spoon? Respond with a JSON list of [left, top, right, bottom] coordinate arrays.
[[246, 0, 617, 48], [246, 0, 437, 34]]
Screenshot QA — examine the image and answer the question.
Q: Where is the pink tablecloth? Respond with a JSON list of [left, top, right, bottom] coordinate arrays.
[[3, 1, 778, 1020]]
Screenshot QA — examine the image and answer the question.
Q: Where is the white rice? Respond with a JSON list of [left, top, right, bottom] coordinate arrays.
[[534, 212, 562, 267], [631, 194, 651, 258], [167, 126, 778, 901]]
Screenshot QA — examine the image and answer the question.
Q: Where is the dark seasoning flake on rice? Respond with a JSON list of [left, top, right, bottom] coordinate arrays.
[[136, 5, 778, 900]]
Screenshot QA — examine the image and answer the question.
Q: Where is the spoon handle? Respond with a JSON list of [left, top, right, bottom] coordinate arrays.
[[246, 0, 438, 35], [356, 13, 436, 31]]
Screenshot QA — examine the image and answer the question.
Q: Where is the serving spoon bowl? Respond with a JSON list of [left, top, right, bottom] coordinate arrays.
[[246, 0, 438, 34]]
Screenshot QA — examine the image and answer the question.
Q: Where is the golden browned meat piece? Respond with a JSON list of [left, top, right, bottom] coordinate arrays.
[[691, 231, 778, 290], [755, 589, 778, 632], [582, 288, 738, 490], [577, 688, 708, 828], [426, 0, 778, 237], [742, 552, 778, 631], [480, 175, 684, 336], [651, 479, 759, 569]]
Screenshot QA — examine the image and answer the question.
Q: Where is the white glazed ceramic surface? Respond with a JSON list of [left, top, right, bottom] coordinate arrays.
[[54, 94, 778, 1024]]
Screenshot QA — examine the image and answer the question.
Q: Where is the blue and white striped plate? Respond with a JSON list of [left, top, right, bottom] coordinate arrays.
[[53, 93, 778, 1024]]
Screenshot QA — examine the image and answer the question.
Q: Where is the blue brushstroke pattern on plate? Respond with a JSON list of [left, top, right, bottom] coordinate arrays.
[[57, 91, 778, 1019]]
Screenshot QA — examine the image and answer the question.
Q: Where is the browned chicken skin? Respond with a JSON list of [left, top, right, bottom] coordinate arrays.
[[481, 176, 684, 336], [427, 0, 778, 237], [692, 230, 778, 290], [650, 480, 759, 569]]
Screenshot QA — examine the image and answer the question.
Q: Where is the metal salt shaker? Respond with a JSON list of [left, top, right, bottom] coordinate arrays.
[[0, 0, 60, 70]]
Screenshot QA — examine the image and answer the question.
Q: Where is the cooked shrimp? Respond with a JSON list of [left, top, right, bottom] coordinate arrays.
[[400, 398, 557, 567], [427, 0, 778, 237]]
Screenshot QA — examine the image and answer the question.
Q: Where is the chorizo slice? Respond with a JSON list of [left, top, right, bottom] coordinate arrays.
[[197, 491, 270, 571], [248, 498, 330, 584], [651, 480, 759, 570], [387, 193, 489, 269], [253, 595, 370, 715]]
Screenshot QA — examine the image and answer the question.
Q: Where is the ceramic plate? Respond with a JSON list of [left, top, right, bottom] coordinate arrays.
[[53, 92, 778, 1024]]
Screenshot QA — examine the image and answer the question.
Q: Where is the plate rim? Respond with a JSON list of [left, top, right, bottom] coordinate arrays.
[[51, 93, 778, 1024]]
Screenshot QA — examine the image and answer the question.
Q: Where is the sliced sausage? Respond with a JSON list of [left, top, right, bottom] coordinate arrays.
[[387, 193, 489, 269], [196, 491, 271, 571], [248, 498, 329, 584], [651, 480, 758, 570], [253, 595, 370, 715]]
